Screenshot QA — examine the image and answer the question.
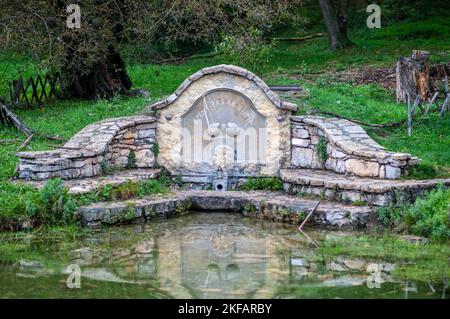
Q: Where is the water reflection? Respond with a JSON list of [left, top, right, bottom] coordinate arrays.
[[0, 212, 448, 299]]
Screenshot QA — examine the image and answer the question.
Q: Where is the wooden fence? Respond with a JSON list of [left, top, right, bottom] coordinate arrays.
[[1, 73, 63, 109]]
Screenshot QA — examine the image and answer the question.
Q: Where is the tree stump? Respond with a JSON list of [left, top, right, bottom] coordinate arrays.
[[396, 50, 433, 103]]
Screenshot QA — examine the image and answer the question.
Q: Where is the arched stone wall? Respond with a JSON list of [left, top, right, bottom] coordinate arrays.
[[150, 65, 293, 177]]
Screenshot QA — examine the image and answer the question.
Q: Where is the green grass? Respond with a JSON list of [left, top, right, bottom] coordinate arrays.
[[296, 83, 450, 174]]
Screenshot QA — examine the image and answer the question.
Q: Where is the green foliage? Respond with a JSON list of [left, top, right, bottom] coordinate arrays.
[[406, 186, 450, 240], [83, 177, 170, 204], [0, 179, 77, 230], [100, 160, 117, 175], [243, 203, 257, 213], [239, 177, 283, 191], [317, 137, 328, 163], [378, 186, 450, 240], [126, 150, 137, 169], [173, 175, 183, 187], [151, 143, 160, 157], [404, 162, 439, 180], [216, 28, 273, 74], [35, 179, 77, 225], [352, 200, 368, 207], [138, 178, 170, 197]]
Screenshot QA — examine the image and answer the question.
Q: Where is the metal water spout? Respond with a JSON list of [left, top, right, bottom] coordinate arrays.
[[212, 167, 228, 191]]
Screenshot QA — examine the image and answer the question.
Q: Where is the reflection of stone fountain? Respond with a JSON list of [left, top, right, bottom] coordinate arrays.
[[179, 233, 267, 299]]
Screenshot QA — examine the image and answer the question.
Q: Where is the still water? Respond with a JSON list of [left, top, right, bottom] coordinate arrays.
[[0, 212, 448, 298]]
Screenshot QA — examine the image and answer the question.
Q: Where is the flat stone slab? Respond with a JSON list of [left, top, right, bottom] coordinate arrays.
[[280, 169, 450, 193], [281, 168, 450, 205], [14, 169, 161, 194], [77, 190, 376, 229]]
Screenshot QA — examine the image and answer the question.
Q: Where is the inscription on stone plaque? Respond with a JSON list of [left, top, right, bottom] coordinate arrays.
[[181, 89, 267, 172]]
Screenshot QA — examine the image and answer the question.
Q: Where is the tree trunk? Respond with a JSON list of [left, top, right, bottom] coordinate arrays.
[[396, 50, 433, 103], [62, 49, 132, 100], [318, 0, 352, 49]]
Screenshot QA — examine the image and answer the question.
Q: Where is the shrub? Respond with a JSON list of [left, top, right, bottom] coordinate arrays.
[[405, 186, 450, 240], [378, 186, 450, 241], [216, 28, 272, 74], [239, 177, 283, 191], [32, 179, 78, 225]]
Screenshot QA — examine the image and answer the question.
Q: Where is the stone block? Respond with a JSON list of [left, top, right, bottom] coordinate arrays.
[[335, 160, 346, 173], [311, 150, 325, 169], [345, 159, 379, 177], [292, 128, 309, 139], [292, 138, 310, 147], [135, 149, 155, 168], [291, 147, 313, 167], [332, 148, 347, 159], [385, 165, 401, 179], [310, 135, 320, 145], [325, 158, 337, 171], [138, 129, 155, 139]]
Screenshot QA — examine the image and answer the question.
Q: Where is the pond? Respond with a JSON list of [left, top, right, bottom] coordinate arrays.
[[0, 212, 448, 299]]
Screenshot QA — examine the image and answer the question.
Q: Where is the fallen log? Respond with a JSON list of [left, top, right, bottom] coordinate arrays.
[[0, 139, 19, 144], [306, 110, 405, 128], [269, 85, 303, 92], [17, 134, 34, 151], [271, 33, 327, 43]]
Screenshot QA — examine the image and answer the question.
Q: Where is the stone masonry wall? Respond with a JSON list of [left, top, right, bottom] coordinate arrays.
[[290, 116, 420, 179], [16, 116, 157, 180]]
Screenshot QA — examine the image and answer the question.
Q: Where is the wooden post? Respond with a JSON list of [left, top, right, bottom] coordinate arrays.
[[407, 94, 412, 137]]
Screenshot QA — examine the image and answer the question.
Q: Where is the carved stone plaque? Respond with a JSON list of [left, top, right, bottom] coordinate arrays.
[[181, 89, 267, 173]]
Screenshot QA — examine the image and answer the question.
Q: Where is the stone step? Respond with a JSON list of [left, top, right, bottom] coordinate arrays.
[[14, 168, 161, 194], [77, 190, 376, 229], [281, 168, 450, 206]]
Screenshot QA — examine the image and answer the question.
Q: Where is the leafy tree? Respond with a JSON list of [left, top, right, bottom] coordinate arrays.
[[0, 0, 301, 99]]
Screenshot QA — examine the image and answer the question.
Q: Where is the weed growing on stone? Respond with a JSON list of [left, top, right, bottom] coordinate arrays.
[[126, 150, 137, 169], [151, 143, 160, 157], [239, 177, 283, 191], [317, 137, 328, 163]]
